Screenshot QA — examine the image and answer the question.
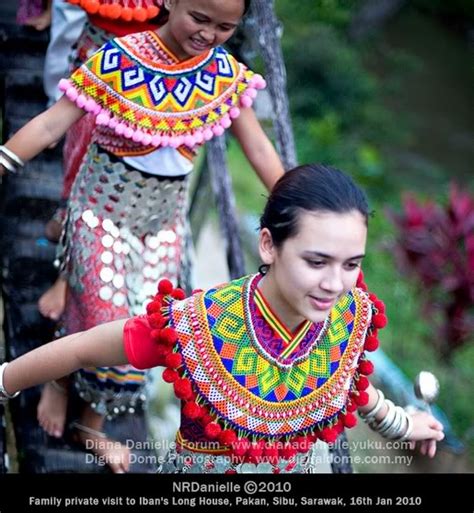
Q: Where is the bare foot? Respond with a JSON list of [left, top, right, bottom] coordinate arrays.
[[37, 379, 68, 438], [38, 277, 67, 321], [74, 407, 131, 474]]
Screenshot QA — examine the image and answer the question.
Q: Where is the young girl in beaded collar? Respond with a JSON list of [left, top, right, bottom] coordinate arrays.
[[0, 0, 285, 471], [0, 164, 445, 474]]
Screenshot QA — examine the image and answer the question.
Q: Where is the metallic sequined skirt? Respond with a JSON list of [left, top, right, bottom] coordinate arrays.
[[59, 143, 192, 417]]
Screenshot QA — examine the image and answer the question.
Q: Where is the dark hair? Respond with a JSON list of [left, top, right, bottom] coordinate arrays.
[[260, 164, 370, 248], [151, 0, 251, 25]]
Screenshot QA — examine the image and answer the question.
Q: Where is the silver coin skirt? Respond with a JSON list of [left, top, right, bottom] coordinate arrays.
[[157, 445, 319, 474], [58, 143, 192, 418]]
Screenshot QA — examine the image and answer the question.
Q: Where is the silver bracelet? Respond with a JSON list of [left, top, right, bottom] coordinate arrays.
[[0, 154, 17, 174], [372, 399, 396, 432], [399, 412, 414, 441], [360, 388, 385, 422], [381, 406, 406, 439], [0, 145, 24, 167], [0, 362, 20, 401]]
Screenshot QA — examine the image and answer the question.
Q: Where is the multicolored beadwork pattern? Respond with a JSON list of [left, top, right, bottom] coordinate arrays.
[[67, 31, 256, 138], [170, 275, 372, 438], [247, 274, 329, 369]]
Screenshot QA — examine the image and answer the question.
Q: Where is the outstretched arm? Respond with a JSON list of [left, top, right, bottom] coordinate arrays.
[[2, 319, 128, 396], [231, 107, 285, 191], [0, 96, 84, 175]]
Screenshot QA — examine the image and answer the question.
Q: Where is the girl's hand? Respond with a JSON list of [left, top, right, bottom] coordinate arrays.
[[407, 410, 444, 458]]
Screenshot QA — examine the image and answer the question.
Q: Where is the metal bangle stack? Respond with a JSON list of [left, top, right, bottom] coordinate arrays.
[[0, 145, 24, 174], [0, 362, 20, 402], [359, 389, 413, 441]]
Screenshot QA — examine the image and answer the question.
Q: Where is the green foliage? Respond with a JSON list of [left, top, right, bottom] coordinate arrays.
[[276, 0, 353, 30], [284, 24, 376, 125]]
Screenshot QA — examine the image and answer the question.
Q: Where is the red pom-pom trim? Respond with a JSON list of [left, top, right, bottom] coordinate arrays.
[[374, 299, 385, 313], [356, 375, 370, 391], [171, 288, 186, 300], [146, 301, 161, 315], [162, 368, 179, 383], [372, 313, 388, 329], [320, 427, 339, 444], [353, 390, 369, 406], [219, 429, 237, 446], [174, 377, 193, 400], [342, 412, 357, 428], [204, 422, 222, 440], [200, 413, 215, 426], [358, 360, 374, 375], [346, 400, 358, 413], [159, 327, 178, 346], [158, 279, 174, 295], [148, 312, 166, 329], [182, 401, 202, 420], [232, 438, 250, 457], [364, 335, 379, 352], [164, 352, 182, 369], [279, 442, 297, 460]]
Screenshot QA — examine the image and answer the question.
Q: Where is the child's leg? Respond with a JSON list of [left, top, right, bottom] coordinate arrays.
[[37, 377, 69, 438], [74, 405, 130, 474], [38, 275, 67, 321]]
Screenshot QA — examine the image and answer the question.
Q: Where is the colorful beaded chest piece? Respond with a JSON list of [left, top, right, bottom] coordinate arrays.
[[141, 274, 387, 465], [59, 31, 265, 154]]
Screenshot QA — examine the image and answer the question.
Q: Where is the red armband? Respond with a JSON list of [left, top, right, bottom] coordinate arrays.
[[123, 315, 163, 369]]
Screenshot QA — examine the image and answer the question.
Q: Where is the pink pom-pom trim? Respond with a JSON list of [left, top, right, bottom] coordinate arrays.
[[240, 95, 253, 108], [65, 87, 79, 102], [194, 131, 204, 144], [220, 115, 232, 129], [246, 88, 257, 99], [132, 130, 144, 143], [108, 117, 118, 129], [251, 74, 267, 89], [142, 133, 152, 146], [76, 95, 87, 108], [160, 135, 170, 147], [96, 112, 110, 125], [151, 135, 162, 147], [212, 124, 225, 136], [115, 123, 126, 135], [203, 128, 213, 141], [58, 78, 71, 92], [229, 107, 241, 119], [184, 135, 196, 147], [124, 127, 134, 139], [85, 99, 98, 113]]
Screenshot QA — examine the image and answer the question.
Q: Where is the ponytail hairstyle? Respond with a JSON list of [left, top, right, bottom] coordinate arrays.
[[260, 164, 370, 248]]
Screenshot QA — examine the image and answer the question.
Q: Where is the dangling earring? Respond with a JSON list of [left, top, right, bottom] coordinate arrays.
[[258, 264, 269, 276]]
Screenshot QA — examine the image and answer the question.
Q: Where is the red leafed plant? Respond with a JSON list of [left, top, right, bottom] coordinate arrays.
[[387, 184, 474, 358]]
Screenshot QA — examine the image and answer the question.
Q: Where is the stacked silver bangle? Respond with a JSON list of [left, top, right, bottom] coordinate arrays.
[[0, 362, 20, 402], [360, 389, 413, 441], [0, 145, 24, 174]]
